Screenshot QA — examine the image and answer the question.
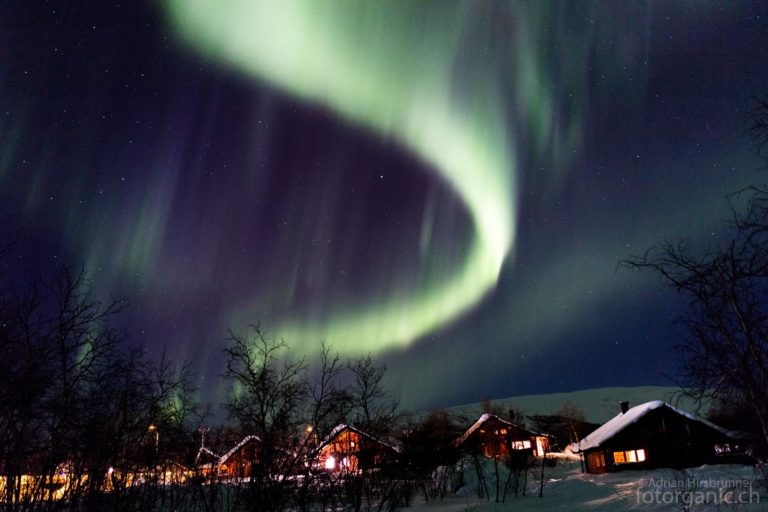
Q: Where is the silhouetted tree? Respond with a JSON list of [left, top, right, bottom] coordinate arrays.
[[306, 342, 353, 441], [348, 354, 399, 439], [401, 410, 462, 502], [223, 325, 308, 512], [624, 97, 768, 458], [0, 263, 195, 511]]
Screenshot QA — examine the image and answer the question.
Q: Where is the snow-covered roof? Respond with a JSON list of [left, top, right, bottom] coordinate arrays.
[[195, 446, 219, 465], [455, 413, 543, 446], [315, 424, 400, 454], [218, 435, 261, 465], [574, 400, 731, 452]]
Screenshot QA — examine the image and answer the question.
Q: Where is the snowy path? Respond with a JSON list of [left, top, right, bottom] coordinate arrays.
[[404, 461, 766, 511]]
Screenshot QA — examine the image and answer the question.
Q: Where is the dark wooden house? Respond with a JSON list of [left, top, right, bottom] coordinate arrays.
[[456, 414, 550, 459], [574, 401, 748, 474], [217, 435, 261, 478], [194, 446, 220, 477], [313, 424, 399, 474]]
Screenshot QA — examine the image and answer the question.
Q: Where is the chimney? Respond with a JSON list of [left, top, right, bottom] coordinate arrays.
[[620, 401, 630, 414]]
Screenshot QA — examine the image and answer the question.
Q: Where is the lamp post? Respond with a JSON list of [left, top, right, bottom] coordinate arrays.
[[148, 424, 159, 453], [306, 425, 318, 445]]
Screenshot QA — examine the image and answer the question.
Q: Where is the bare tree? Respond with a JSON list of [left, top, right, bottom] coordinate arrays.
[[348, 354, 398, 438], [306, 342, 352, 440], [624, 97, 768, 458], [0, 266, 128, 510], [223, 324, 308, 512], [0, 262, 199, 511], [295, 343, 352, 512], [401, 410, 462, 502], [624, 236, 768, 454]]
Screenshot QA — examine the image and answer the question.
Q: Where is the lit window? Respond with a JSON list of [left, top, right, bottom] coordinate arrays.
[[613, 449, 645, 464], [325, 456, 336, 470], [510, 440, 532, 450]]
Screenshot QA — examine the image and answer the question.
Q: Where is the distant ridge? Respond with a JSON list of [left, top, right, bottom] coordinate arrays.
[[445, 386, 709, 424]]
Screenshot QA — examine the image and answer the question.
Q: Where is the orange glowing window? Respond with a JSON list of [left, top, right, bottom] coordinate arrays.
[[613, 449, 645, 464]]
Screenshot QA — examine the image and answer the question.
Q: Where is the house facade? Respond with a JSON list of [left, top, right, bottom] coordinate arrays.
[[575, 401, 747, 473], [313, 425, 399, 474], [217, 435, 261, 478], [456, 414, 550, 459]]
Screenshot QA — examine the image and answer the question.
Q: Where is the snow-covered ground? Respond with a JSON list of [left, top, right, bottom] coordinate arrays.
[[406, 460, 766, 511], [446, 386, 706, 423], [417, 387, 762, 510]]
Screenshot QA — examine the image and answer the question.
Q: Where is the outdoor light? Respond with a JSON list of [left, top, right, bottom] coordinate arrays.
[[148, 424, 159, 452]]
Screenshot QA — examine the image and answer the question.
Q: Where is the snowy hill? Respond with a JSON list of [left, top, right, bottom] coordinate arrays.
[[445, 386, 707, 424]]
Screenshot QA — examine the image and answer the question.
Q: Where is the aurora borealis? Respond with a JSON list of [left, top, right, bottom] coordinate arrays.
[[2, 1, 768, 409], [165, 0, 518, 355]]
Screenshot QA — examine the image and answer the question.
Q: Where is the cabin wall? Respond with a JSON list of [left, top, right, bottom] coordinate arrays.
[[317, 429, 362, 472], [467, 417, 541, 460], [219, 442, 259, 478], [316, 428, 397, 473], [583, 408, 736, 473]]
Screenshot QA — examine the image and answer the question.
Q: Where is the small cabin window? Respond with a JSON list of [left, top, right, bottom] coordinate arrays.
[[613, 449, 646, 464], [510, 440, 531, 450]]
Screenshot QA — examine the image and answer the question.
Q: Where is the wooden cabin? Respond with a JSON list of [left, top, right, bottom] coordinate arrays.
[[313, 425, 399, 474], [456, 414, 550, 459], [194, 446, 220, 478], [574, 401, 748, 474], [217, 435, 261, 479]]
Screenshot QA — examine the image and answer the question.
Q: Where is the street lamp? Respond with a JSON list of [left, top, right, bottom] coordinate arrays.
[[148, 424, 159, 453]]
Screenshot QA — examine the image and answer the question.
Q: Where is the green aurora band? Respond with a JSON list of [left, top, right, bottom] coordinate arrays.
[[162, 1, 593, 354]]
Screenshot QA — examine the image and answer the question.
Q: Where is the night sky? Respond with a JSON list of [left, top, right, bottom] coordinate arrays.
[[2, 1, 767, 411]]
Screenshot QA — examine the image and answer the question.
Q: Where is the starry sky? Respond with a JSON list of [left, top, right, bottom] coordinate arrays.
[[2, 1, 767, 411]]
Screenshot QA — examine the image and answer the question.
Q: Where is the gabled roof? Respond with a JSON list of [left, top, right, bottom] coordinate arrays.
[[455, 413, 543, 446], [315, 424, 400, 454], [195, 446, 220, 466], [574, 401, 731, 452], [218, 435, 261, 465], [195, 446, 221, 464]]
